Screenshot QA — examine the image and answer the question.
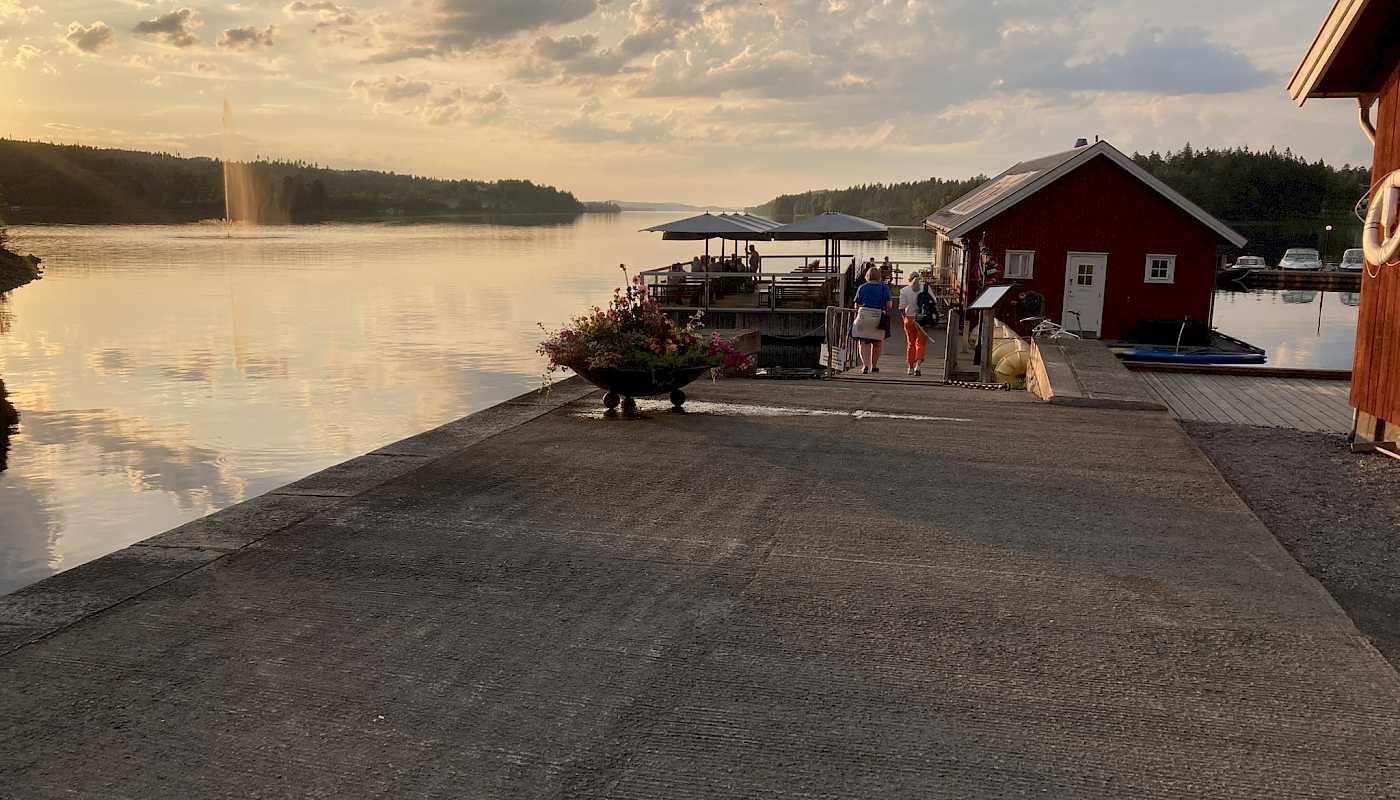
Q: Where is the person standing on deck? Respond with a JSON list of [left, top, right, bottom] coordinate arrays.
[[850, 266, 892, 374], [747, 244, 761, 273], [899, 272, 930, 376]]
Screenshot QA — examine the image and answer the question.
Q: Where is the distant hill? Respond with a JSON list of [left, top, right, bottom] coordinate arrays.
[[0, 138, 587, 224], [748, 145, 1372, 261], [604, 201, 714, 213], [749, 177, 987, 227]]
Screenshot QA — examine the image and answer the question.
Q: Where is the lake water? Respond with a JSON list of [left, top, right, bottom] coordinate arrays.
[[1210, 288, 1358, 370], [0, 217, 1360, 594], [0, 214, 939, 595]]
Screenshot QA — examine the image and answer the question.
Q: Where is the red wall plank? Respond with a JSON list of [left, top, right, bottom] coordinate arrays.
[[1354, 65, 1400, 424]]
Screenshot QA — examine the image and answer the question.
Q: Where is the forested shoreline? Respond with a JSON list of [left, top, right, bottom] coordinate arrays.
[[0, 139, 588, 224], [750, 146, 1372, 261]]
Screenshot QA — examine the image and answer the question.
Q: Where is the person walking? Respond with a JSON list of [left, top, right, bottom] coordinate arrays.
[[898, 272, 931, 376], [850, 266, 892, 373]]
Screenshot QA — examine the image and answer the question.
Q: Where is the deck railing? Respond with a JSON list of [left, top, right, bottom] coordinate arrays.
[[641, 269, 843, 311], [640, 259, 935, 312]]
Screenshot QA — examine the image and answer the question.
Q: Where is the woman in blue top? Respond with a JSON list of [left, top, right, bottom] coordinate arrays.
[[850, 266, 892, 373]]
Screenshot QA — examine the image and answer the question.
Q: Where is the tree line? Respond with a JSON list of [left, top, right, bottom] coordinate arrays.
[[0, 138, 587, 223], [749, 145, 1373, 261], [751, 175, 989, 228]]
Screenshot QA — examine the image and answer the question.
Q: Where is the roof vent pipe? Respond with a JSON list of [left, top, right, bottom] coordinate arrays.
[[1074, 138, 1089, 148]]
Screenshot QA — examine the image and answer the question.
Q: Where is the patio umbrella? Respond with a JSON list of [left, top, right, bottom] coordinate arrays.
[[718, 213, 782, 262], [768, 211, 889, 273], [641, 212, 779, 262]]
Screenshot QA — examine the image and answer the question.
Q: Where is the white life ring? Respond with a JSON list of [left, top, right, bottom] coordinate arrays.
[[1363, 169, 1400, 266]]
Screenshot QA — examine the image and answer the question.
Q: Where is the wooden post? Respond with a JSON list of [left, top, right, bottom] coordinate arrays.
[[979, 308, 995, 384], [944, 307, 961, 381], [703, 272, 712, 308]]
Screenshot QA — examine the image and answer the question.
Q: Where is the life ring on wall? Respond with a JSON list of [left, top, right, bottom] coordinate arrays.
[[1363, 169, 1400, 266]]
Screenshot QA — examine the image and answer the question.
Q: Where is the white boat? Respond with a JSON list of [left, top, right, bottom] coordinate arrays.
[[1278, 247, 1323, 271], [1339, 248, 1365, 272]]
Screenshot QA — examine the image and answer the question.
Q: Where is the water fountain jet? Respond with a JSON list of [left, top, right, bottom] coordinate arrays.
[[223, 100, 254, 227]]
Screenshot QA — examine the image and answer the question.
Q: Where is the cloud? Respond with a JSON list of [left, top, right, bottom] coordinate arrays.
[[551, 100, 679, 145], [189, 60, 229, 78], [1016, 26, 1271, 95], [419, 85, 509, 125], [0, 0, 39, 24], [8, 42, 41, 69], [350, 75, 431, 103], [217, 24, 276, 51], [429, 0, 596, 48], [283, 0, 355, 25], [63, 20, 114, 55], [349, 75, 509, 127], [284, 0, 344, 14], [132, 8, 200, 48], [368, 0, 597, 62], [282, 0, 363, 47]]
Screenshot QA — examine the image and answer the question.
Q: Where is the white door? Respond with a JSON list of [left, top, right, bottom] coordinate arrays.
[[1063, 252, 1108, 336]]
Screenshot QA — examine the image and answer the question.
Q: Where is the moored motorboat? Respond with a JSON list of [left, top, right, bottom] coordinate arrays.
[[1107, 328, 1266, 365], [1108, 346, 1267, 365]]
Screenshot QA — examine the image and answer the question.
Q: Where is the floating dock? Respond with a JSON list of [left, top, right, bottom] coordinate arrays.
[[1131, 364, 1353, 433], [1223, 268, 1361, 291]]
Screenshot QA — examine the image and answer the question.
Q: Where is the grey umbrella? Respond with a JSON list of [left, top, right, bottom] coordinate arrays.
[[768, 211, 890, 273], [641, 212, 779, 261]]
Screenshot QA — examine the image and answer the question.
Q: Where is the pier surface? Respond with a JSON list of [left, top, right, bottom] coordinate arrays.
[[1138, 370, 1354, 432], [2, 378, 1399, 798]]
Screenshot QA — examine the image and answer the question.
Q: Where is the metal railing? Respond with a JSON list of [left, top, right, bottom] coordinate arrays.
[[640, 259, 937, 312], [641, 269, 843, 311]]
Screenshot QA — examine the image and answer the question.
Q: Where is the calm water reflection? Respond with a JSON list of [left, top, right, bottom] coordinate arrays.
[[1211, 288, 1358, 371], [0, 215, 936, 594]]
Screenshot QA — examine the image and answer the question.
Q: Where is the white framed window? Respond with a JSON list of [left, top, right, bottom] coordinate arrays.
[[1144, 254, 1176, 284], [1005, 250, 1035, 279]]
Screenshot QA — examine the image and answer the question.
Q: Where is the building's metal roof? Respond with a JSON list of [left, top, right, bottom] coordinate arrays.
[[923, 141, 1247, 249]]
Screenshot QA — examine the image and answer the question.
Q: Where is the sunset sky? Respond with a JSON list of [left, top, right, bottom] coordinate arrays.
[[0, 0, 1372, 206]]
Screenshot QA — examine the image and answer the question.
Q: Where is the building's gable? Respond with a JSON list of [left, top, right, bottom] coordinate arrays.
[[926, 142, 1245, 248]]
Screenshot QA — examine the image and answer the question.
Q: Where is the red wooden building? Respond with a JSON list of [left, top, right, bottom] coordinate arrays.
[[1291, 0, 1400, 447], [924, 140, 1246, 340]]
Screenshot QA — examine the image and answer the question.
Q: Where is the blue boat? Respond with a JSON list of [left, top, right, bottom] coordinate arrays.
[[1108, 330, 1267, 365], [1109, 347, 1267, 365]]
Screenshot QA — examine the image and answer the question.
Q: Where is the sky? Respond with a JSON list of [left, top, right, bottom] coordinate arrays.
[[0, 0, 1376, 206]]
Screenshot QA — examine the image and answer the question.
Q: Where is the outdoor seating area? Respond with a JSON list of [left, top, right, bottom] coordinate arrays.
[[641, 267, 840, 310], [636, 211, 951, 313], [639, 211, 901, 311]]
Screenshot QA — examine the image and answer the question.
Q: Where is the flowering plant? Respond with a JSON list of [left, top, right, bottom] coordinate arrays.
[[539, 270, 754, 379]]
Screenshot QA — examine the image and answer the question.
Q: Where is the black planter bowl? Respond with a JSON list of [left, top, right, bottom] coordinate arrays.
[[567, 365, 712, 413]]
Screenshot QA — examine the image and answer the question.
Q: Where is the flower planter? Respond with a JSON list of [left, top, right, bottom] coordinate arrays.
[[568, 365, 711, 412]]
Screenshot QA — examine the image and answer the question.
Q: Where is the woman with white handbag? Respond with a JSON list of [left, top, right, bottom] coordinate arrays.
[[849, 266, 892, 373]]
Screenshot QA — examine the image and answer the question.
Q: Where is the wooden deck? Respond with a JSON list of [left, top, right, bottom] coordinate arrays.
[[831, 319, 948, 384], [1136, 370, 1353, 433]]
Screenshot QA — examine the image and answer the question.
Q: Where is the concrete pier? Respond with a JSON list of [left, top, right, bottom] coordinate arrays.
[[2, 377, 1399, 798]]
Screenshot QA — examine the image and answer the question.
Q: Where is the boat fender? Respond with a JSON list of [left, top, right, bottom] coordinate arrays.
[[1363, 169, 1400, 267]]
